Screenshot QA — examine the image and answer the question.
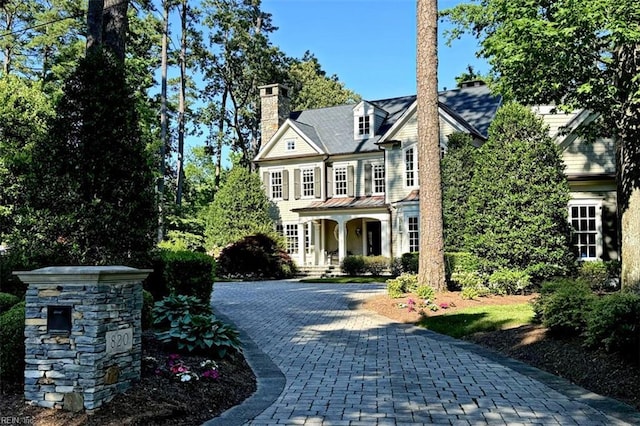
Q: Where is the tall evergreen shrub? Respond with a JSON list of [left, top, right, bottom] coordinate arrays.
[[465, 103, 574, 277], [11, 50, 156, 267]]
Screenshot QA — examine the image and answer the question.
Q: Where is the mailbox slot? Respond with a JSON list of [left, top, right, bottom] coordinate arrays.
[[47, 305, 71, 334]]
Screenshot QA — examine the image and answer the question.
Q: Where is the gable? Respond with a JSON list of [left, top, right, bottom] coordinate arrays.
[[255, 121, 325, 161]]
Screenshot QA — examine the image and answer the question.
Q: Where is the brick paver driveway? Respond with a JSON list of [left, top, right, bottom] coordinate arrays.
[[208, 281, 640, 425]]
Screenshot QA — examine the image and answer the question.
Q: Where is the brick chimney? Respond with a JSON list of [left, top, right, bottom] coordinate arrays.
[[259, 83, 290, 147]]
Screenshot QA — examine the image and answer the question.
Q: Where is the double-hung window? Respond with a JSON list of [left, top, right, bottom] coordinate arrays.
[[270, 171, 283, 200], [568, 201, 601, 260], [334, 166, 348, 196], [285, 224, 298, 254], [408, 216, 419, 253], [302, 168, 314, 198], [373, 164, 385, 194], [405, 147, 417, 187]]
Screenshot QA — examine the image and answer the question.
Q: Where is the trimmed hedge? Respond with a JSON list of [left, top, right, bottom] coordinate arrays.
[[585, 292, 640, 361], [0, 301, 25, 382], [144, 249, 216, 303], [0, 292, 20, 315], [341, 255, 390, 276], [216, 234, 296, 280]]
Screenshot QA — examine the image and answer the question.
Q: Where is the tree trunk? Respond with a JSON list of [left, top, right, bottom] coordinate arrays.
[[157, 0, 170, 242], [175, 0, 187, 205], [417, 0, 446, 291], [86, 0, 103, 53], [215, 88, 228, 193], [615, 42, 640, 289], [102, 0, 128, 62]]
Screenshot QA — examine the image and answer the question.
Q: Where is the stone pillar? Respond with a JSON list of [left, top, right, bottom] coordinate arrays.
[[14, 266, 151, 412]]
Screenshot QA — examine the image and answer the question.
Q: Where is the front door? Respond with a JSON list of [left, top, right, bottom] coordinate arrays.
[[367, 222, 381, 256]]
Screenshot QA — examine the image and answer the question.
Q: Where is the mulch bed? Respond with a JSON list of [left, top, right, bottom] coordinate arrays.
[[0, 331, 256, 425]]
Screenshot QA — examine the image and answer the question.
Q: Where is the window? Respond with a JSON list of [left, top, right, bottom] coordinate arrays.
[[285, 224, 298, 254], [408, 216, 419, 253], [286, 140, 295, 151], [302, 168, 314, 197], [358, 116, 370, 136], [334, 166, 348, 196], [569, 202, 601, 259], [405, 147, 416, 187], [270, 171, 283, 199], [373, 164, 385, 194]]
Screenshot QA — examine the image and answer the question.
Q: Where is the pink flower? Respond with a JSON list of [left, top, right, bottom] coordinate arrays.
[[439, 303, 449, 309]]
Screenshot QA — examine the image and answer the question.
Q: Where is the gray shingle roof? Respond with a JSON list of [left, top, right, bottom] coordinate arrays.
[[287, 84, 501, 155]]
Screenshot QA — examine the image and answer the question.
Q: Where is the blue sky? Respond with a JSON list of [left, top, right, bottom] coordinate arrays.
[[262, 0, 489, 100]]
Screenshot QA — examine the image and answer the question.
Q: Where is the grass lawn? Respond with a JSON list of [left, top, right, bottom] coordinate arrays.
[[418, 303, 534, 338], [299, 276, 391, 284]]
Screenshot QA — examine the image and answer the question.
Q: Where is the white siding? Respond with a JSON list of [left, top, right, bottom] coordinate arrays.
[[562, 137, 616, 176], [261, 128, 319, 159]]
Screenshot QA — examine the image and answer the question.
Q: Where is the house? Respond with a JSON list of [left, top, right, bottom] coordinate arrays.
[[254, 82, 618, 271]]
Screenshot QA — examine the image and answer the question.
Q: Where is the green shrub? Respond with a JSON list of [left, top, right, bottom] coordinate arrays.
[[461, 286, 480, 300], [0, 292, 20, 315], [445, 252, 479, 275], [386, 273, 419, 298], [144, 248, 216, 302], [0, 301, 25, 381], [386, 279, 404, 299], [585, 292, 640, 360], [534, 278, 595, 335], [578, 261, 610, 292], [216, 234, 296, 279], [487, 269, 532, 295], [400, 252, 419, 274], [390, 258, 403, 277], [525, 262, 570, 284], [450, 271, 484, 288], [364, 256, 390, 275], [156, 312, 242, 358], [416, 285, 435, 300], [153, 294, 212, 330], [341, 255, 367, 276], [142, 290, 154, 331]]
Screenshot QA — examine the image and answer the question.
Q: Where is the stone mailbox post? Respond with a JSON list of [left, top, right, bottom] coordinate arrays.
[[14, 266, 151, 412]]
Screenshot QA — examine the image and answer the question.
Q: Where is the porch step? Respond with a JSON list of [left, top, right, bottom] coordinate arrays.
[[297, 265, 343, 278]]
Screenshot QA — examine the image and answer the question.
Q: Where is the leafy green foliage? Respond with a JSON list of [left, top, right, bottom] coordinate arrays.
[[216, 234, 296, 280], [386, 273, 419, 298], [0, 292, 20, 315], [533, 278, 595, 335], [153, 294, 212, 330], [286, 51, 360, 110], [204, 167, 277, 250], [487, 269, 532, 295], [578, 261, 611, 292], [0, 76, 54, 243], [11, 51, 156, 267], [341, 255, 366, 276], [465, 103, 574, 275], [441, 132, 477, 251], [158, 249, 215, 303], [0, 301, 25, 381], [585, 292, 640, 361], [153, 294, 241, 358], [416, 285, 436, 300], [365, 256, 390, 276], [142, 289, 154, 331], [400, 253, 419, 274]]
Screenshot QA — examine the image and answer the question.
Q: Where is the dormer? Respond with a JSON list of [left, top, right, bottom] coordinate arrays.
[[353, 101, 387, 140]]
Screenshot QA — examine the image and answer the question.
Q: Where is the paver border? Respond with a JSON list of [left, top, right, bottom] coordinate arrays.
[[202, 310, 286, 426]]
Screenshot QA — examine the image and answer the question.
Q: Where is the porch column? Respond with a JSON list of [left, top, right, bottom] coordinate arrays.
[[313, 221, 321, 266], [337, 219, 347, 263], [381, 219, 391, 259], [297, 223, 305, 265]]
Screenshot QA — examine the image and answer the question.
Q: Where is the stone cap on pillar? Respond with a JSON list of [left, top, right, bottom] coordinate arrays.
[[13, 266, 152, 286]]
